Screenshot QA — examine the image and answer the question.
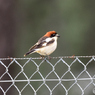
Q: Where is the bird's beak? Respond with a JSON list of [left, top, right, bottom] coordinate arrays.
[[56, 34, 60, 37]]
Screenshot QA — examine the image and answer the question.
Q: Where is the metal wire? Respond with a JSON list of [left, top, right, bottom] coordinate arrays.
[[0, 55, 95, 60], [0, 56, 95, 95]]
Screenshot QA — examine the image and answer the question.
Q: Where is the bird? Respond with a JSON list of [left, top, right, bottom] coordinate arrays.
[[24, 31, 60, 58]]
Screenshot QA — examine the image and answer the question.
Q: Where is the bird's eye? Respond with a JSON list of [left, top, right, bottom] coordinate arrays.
[[50, 33, 56, 37]]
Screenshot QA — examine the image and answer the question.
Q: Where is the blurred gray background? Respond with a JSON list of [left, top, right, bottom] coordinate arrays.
[[0, 0, 95, 95]]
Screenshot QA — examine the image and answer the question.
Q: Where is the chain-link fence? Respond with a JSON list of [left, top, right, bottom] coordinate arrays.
[[0, 56, 95, 95]]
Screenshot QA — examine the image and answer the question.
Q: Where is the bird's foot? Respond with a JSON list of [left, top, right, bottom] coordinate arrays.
[[40, 56, 45, 59], [40, 55, 51, 60]]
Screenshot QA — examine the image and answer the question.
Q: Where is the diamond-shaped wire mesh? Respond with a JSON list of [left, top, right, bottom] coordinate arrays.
[[0, 56, 95, 95]]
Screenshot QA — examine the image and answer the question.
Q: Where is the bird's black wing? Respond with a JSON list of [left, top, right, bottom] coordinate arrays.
[[29, 36, 48, 51], [29, 36, 55, 51]]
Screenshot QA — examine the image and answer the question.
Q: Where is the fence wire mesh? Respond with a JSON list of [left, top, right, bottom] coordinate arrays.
[[0, 56, 95, 95]]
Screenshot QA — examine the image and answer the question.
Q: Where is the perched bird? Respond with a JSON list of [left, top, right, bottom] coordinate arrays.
[[24, 31, 60, 57]]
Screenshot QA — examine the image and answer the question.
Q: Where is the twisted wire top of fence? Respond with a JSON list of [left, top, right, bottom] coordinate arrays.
[[0, 55, 95, 60]]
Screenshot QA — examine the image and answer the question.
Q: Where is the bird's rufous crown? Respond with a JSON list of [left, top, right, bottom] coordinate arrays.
[[44, 31, 56, 37]]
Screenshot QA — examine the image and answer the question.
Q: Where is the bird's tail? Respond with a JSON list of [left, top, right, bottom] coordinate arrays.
[[24, 50, 35, 57]]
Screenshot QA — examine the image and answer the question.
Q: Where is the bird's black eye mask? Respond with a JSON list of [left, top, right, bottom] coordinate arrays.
[[50, 33, 57, 37]]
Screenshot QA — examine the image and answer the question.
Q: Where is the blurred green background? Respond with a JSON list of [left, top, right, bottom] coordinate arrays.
[[0, 0, 95, 95]]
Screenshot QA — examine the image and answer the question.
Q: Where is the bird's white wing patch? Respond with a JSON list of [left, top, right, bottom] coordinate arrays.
[[45, 38, 52, 42], [42, 38, 53, 46]]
